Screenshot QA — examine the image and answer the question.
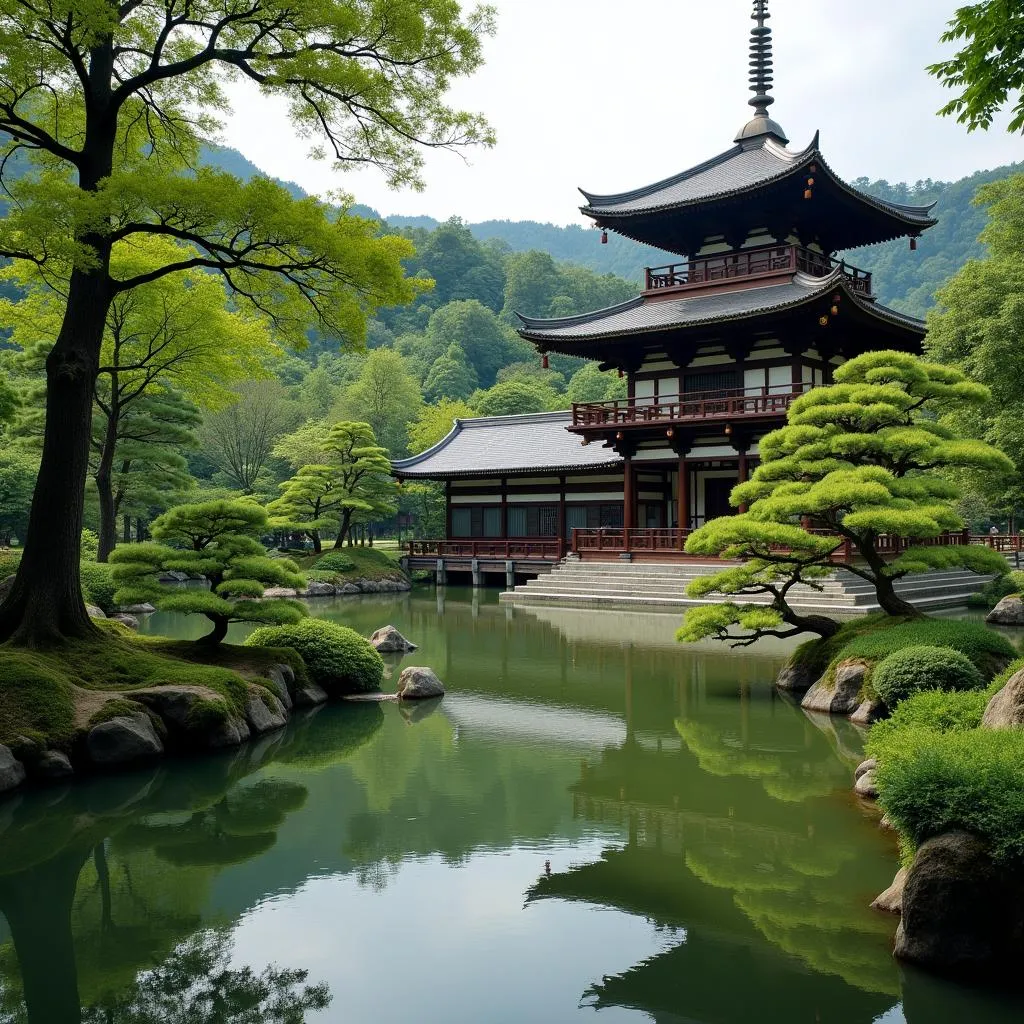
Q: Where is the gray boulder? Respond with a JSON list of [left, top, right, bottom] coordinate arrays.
[[0, 745, 26, 794], [86, 604, 107, 619], [33, 750, 74, 781], [263, 586, 298, 599], [854, 769, 879, 799], [981, 667, 1024, 729], [122, 603, 156, 615], [370, 624, 418, 653], [87, 712, 164, 765], [131, 687, 247, 750], [301, 581, 337, 597], [850, 698, 885, 725], [775, 658, 818, 693], [854, 758, 877, 781], [110, 613, 139, 630], [245, 688, 288, 735], [895, 830, 1024, 975], [264, 665, 294, 711], [986, 595, 1024, 626], [800, 660, 868, 716], [396, 666, 445, 700], [871, 867, 908, 914], [338, 582, 362, 595], [158, 570, 190, 583], [293, 681, 329, 707]]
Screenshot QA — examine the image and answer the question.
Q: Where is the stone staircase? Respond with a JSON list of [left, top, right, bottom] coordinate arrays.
[[499, 558, 997, 615]]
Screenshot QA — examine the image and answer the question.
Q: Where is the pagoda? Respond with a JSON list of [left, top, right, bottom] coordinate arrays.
[[395, 0, 934, 577]]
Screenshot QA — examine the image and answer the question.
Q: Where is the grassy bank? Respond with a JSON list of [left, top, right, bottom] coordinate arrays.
[[288, 545, 406, 586]]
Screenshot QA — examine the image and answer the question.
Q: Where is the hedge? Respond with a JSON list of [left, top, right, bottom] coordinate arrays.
[[245, 619, 383, 695], [872, 646, 985, 708]]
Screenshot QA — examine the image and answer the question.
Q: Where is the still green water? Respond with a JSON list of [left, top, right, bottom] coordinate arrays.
[[1, 589, 1022, 1023]]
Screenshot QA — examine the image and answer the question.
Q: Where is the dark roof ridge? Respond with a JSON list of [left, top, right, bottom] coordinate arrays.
[[579, 134, 811, 210], [516, 294, 644, 331]]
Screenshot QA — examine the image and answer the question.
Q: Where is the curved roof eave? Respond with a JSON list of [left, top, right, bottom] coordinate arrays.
[[579, 131, 935, 231], [516, 270, 925, 343]]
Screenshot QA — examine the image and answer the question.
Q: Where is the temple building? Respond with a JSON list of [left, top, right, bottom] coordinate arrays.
[[395, 0, 934, 578]]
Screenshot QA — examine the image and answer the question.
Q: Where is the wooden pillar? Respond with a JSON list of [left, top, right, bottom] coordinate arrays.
[[445, 480, 452, 540], [558, 474, 567, 552], [736, 451, 749, 514], [623, 457, 635, 533], [500, 477, 508, 540], [791, 350, 802, 393], [677, 457, 689, 531]]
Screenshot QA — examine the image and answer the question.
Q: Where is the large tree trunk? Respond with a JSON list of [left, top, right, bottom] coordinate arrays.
[[310, 529, 322, 554], [95, 401, 120, 563], [123, 514, 132, 544], [197, 614, 230, 647], [0, 267, 112, 645], [333, 509, 353, 550], [861, 539, 919, 617]]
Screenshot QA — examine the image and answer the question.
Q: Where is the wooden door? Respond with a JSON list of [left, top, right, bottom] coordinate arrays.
[[704, 478, 736, 523]]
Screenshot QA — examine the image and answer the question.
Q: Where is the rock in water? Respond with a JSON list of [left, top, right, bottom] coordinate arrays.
[[33, 750, 74, 781], [982, 667, 1024, 728], [775, 659, 818, 693], [110, 613, 139, 630], [986, 595, 1024, 626], [122, 603, 156, 615], [871, 867, 908, 914], [895, 830, 1024, 975], [0, 745, 26, 794], [302, 581, 337, 597], [264, 665, 294, 710], [262, 587, 298, 598], [87, 712, 164, 765], [800, 660, 867, 716], [854, 758, 877, 781], [854, 769, 879, 799], [371, 624, 418, 653], [293, 681, 329, 707], [245, 687, 288, 734], [396, 667, 445, 700]]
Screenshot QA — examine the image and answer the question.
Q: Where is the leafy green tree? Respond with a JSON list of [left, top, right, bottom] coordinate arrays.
[[473, 378, 561, 417], [927, 174, 1024, 519], [677, 352, 1012, 646], [407, 399, 477, 454], [423, 344, 479, 401], [269, 422, 395, 551], [496, 360, 566, 391], [0, 449, 37, 548], [424, 300, 523, 387], [199, 380, 302, 495], [110, 500, 306, 646], [333, 349, 422, 456], [567, 363, 627, 404], [501, 251, 560, 323], [929, 1, 1024, 133], [0, 0, 493, 645]]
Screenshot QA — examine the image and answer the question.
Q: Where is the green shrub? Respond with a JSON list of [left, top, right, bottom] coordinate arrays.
[[875, 727, 1024, 864], [80, 561, 117, 613], [966, 574, 1018, 608], [867, 689, 990, 763], [872, 646, 985, 708], [305, 569, 342, 585], [81, 529, 99, 560], [986, 656, 1024, 699], [0, 550, 22, 580], [836, 618, 1015, 681], [245, 619, 383, 695], [312, 552, 355, 573]]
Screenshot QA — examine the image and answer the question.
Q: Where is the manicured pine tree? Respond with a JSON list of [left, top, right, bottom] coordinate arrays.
[[678, 351, 1012, 646], [110, 500, 307, 646]]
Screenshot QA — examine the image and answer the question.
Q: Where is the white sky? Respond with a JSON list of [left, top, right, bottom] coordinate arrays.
[[219, 0, 1022, 226]]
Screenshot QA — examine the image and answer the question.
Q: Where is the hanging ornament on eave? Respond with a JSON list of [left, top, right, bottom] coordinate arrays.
[[910, 236, 918, 251], [541, 353, 549, 369], [601, 229, 608, 244]]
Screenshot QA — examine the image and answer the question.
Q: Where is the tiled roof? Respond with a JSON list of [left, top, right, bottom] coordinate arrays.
[[392, 411, 621, 479], [580, 133, 936, 229], [518, 270, 925, 342]]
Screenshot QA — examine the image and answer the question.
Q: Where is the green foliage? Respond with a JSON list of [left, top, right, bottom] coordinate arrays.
[[406, 398, 476, 454], [0, 447, 36, 544], [679, 351, 1012, 646], [312, 553, 356, 574], [245, 620, 384, 695], [867, 689, 990, 762], [79, 561, 117, 614], [875, 727, 1024, 865], [872, 646, 985, 708], [565, 362, 627, 403], [80, 529, 99, 560], [423, 343, 480, 402], [966, 572, 1022, 608], [0, 648, 76, 745], [675, 603, 783, 644], [834, 618, 1016, 680], [928, 2, 1024, 133], [473, 378, 561, 417], [111, 500, 306, 645]]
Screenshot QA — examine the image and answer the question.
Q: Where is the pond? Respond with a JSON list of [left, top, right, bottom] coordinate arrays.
[[1, 588, 1023, 1023]]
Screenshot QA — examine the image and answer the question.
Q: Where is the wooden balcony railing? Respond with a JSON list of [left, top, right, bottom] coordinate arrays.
[[574, 528, 691, 553], [644, 244, 872, 296], [572, 384, 809, 430], [405, 538, 565, 560]]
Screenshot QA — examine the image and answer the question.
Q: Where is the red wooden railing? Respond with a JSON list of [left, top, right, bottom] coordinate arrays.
[[405, 538, 566, 560], [643, 243, 872, 296], [574, 528, 691, 553], [572, 384, 810, 430]]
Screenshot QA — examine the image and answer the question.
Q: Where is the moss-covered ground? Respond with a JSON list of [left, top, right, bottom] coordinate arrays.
[[0, 622, 307, 749], [288, 545, 404, 583]]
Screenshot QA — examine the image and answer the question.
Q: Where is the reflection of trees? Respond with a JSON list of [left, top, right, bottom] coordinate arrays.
[[0, 704, 377, 1024], [80, 929, 329, 1023]]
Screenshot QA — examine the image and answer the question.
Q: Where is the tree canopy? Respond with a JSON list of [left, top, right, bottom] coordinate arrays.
[[678, 352, 1012, 647]]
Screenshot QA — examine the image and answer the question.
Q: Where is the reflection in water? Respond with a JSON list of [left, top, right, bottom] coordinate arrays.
[[0, 590, 1021, 1022]]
